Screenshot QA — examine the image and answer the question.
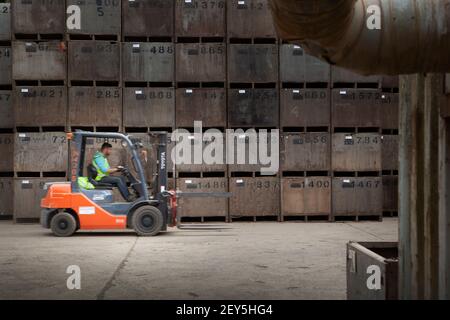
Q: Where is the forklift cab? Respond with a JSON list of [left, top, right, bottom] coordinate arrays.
[[41, 131, 176, 237]]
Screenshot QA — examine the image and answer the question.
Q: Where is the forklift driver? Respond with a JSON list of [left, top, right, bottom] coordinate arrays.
[[92, 142, 134, 202]]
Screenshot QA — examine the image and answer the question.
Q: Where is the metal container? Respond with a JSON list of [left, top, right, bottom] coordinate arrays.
[[122, 0, 174, 38], [228, 88, 279, 127], [332, 177, 383, 216], [122, 42, 174, 82], [228, 44, 278, 83], [280, 44, 330, 83], [380, 92, 399, 130], [13, 177, 66, 220], [229, 176, 280, 217], [280, 88, 330, 128], [0, 178, 13, 216], [0, 133, 14, 172], [14, 86, 67, 127], [382, 175, 398, 212], [66, 0, 121, 37], [177, 177, 228, 217], [0, 2, 11, 40], [0, 46, 11, 85], [68, 86, 122, 128], [68, 41, 120, 81], [123, 87, 175, 128], [176, 88, 226, 128], [14, 132, 68, 173], [228, 132, 278, 173], [176, 43, 226, 82], [332, 133, 382, 172], [12, 41, 67, 80], [12, 0, 65, 36], [381, 134, 398, 171], [280, 133, 331, 171], [0, 90, 13, 129], [175, 0, 225, 37], [281, 177, 331, 216], [347, 242, 398, 300], [331, 66, 380, 84], [227, 0, 277, 38], [332, 89, 382, 128]]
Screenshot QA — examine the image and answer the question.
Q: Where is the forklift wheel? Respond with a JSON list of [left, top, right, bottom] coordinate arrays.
[[132, 206, 164, 236], [50, 212, 77, 237]]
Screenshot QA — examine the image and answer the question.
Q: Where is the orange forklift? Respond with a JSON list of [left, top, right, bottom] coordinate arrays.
[[40, 131, 177, 237]]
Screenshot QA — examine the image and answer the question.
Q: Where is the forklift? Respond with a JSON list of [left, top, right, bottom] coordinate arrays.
[[40, 131, 177, 237]]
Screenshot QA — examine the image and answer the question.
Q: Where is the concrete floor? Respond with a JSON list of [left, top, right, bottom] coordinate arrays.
[[0, 219, 397, 300]]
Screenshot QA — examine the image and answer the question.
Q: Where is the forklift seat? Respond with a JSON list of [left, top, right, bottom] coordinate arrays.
[[87, 164, 114, 190]]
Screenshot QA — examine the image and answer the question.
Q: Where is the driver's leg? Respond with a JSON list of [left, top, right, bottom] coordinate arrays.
[[100, 176, 131, 201]]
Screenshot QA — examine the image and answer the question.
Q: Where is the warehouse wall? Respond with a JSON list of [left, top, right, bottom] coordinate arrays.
[[0, 0, 399, 223]]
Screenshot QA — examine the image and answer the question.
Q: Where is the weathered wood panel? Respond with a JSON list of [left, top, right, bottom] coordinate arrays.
[[176, 88, 226, 128], [281, 133, 331, 171], [229, 177, 280, 217], [14, 132, 68, 172], [0, 178, 13, 216], [0, 133, 13, 172], [332, 133, 382, 172], [227, 0, 276, 38], [281, 177, 331, 216], [177, 177, 228, 217], [0, 46, 11, 84], [0, 90, 13, 129], [0, 3, 11, 40], [382, 134, 399, 171], [14, 86, 67, 127], [12, 41, 67, 80], [175, 0, 225, 37], [12, 0, 65, 35], [123, 87, 175, 128], [68, 86, 122, 128]]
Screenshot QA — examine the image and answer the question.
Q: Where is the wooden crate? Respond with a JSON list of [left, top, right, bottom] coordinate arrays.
[[177, 177, 228, 218], [12, 0, 65, 36], [14, 85, 67, 127], [122, 42, 174, 82], [122, 0, 174, 38], [332, 177, 383, 216], [228, 44, 278, 83], [332, 133, 382, 172], [382, 134, 399, 171], [12, 41, 67, 80], [0, 46, 11, 85], [0, 178, 13, 216], [68, 86, 122, 128], [0, 2, 10, 41], [175, 0, 225, 37], [14, 132, 68, 173], [13, 177, 66, 220], [176, 88, 226, 128], [0, 133, 14, 172], [382, 175, 398, 212], [66, 0, 121, 37], [123, 87, 175, 128], [68, 41, 120, 82], [280, 88, 331, 128], [227, 0, 276, 38], [229, 176, 280, 217], [0, 90, 13, 129], [176, 43, 226, 82], [281, 132, 331, 171], [281, 177, 331, 216]]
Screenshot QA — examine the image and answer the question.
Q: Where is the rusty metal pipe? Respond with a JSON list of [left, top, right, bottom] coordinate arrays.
[[269, 0, 450, 75]]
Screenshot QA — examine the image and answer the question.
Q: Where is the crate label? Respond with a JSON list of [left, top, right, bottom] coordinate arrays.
[[135, 90, 143, 95], [340, 90, 347, 95], [185, 89, 193, 94], [19, 133, 27, 138], [292, 89, 300, 94], [185, 180, 192, 184], [79, 206, 95, 215], [21, 88, 29, 93], [239, 90, 246, 94], [133, 44, 140, 48], [348, 249, 356, 273]]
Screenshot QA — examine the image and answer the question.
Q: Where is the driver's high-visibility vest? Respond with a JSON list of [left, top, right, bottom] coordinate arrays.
[[92, 151, 110, 181]]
